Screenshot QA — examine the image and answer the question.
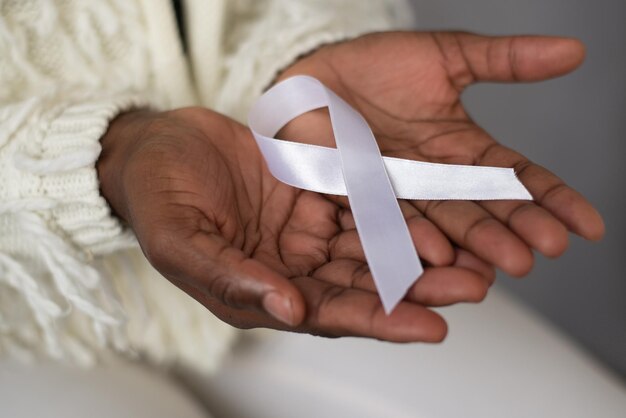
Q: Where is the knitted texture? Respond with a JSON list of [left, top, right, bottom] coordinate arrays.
[[212, 0, 414, 120], [0, 0, 412, 371]]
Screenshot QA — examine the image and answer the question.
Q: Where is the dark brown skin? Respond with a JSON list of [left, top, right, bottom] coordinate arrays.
[[97, 31, 603, 342]]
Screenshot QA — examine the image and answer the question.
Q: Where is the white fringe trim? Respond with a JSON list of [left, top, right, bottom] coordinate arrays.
[[0, 93, 237, 372]]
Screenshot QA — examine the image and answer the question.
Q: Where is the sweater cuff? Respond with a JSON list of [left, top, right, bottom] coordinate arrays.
[[15, 94, 149, 256]]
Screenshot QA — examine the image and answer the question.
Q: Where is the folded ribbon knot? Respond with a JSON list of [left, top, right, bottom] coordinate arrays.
[[249, 76, 532, 313]]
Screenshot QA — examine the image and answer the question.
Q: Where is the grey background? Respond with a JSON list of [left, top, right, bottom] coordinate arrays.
[[408, 0, 625, 377]]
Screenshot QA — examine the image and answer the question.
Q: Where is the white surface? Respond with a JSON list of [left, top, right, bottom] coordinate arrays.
[[3, 286, 624, 418], [189, 286, 626, 418], [0, 357, 209, 418]]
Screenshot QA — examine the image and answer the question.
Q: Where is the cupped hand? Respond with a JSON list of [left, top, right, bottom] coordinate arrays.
[[98, 107, 494, 342], [276, 31, 604, 278]]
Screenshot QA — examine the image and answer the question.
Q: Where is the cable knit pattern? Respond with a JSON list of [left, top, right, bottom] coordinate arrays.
[[212, 0, 414, 120], [0, 0, 412, 371]]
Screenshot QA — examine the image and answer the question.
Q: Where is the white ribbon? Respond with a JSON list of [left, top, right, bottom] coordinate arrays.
[[248, 76, 532, 313]]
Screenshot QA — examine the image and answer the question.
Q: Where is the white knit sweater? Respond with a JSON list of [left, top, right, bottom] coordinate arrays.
[[0, 0, 413, 372]]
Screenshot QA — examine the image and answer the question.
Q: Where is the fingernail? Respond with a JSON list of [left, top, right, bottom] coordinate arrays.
[[263, 292, 294, 326]]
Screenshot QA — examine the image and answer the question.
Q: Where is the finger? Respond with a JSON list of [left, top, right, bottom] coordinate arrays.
[[313, 258, 489, 306], [293, 276, 448, 342], [431, 32, 585, 89], [478, 144, 605, 241], [412, 200, 534, 277], [172, 279, 281, 330], [408, 267, 489, 305], [144, 226, 305, 327], [400, 200, 455, 266], [336, 207, 356, 229], [453, 248, 496, 286], [179, 275, 448, 342], [467, 140, 570, 256], [331, 202, 455, 267], [515, 161, 605, 241], [329, 220, 452, 267], [481, 200, 570, 258]]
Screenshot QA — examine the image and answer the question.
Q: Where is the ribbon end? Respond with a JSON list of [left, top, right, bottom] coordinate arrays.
[[378, 266, 423, 315], [380, 288, 409, 315]]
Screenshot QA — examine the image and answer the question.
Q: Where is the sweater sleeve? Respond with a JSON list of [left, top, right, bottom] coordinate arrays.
[[0, 93, 148, 254], [0, 1, 161, 364], [212, 0, 415, 121], [0, 91, 153, 361]]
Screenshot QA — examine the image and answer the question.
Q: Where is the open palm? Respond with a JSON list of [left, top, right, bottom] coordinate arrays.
[[277, 31, 604, 278]]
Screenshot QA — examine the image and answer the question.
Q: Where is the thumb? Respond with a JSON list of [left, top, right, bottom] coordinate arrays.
[[144, 227, 305, 327], [432, 32, 586, 88]]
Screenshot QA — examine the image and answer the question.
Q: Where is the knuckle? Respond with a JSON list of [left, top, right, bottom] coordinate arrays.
[[463, 216, 499, 244], [310, 286, 346, 331], [207, 273, 246, 309]]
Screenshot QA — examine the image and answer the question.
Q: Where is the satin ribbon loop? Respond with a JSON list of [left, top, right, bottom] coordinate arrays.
[[249, 76, 532, 313]]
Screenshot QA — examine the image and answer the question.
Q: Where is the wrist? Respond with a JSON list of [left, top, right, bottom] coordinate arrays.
[[97, 109, 156, 223]]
